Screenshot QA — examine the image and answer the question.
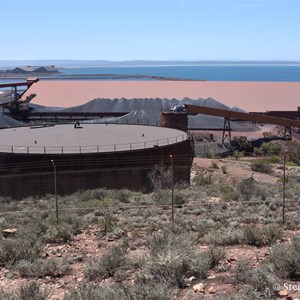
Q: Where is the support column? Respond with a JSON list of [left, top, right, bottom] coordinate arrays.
[[222, 118, 232, 148]]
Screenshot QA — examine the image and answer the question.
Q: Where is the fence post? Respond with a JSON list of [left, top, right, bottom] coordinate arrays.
[[170, 155, 175, 223], [51, 160, 59, 225], [282, 150, 288, 225]]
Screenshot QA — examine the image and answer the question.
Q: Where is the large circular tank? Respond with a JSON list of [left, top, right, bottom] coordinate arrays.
[[0, 123, 193, 199]]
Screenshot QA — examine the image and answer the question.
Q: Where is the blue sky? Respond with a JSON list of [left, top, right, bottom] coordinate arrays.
[[1, 0, 299, 61]]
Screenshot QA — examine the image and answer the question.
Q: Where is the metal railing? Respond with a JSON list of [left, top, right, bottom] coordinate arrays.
[[0, 134, 189, 154]]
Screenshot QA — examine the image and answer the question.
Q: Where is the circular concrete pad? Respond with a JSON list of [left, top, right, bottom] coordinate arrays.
[[0, 124, 188, 154]]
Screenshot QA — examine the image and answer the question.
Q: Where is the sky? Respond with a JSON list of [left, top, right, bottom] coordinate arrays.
[[1, 0, 300, 61]]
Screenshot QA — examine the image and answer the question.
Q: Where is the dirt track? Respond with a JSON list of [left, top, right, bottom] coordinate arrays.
[[193, 157, 278, 185]]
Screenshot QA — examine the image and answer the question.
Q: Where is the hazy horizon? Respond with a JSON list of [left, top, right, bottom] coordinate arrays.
[[1, 59, 300, 69]]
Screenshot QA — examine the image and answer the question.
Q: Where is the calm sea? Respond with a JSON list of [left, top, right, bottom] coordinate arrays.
[[60, 65, 300, 82], [1, 66, 300, 84]]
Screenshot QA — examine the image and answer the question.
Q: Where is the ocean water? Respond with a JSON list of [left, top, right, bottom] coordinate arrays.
[[1, 65, 300, 84], [60, 65, 300, 82]]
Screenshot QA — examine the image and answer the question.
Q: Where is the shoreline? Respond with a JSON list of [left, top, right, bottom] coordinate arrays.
[[0, 73, 195, 81]]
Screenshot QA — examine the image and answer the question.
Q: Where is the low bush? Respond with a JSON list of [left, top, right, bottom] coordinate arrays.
[[151, 189, 171, 205], [0, 288, 15, 300], [84, 244, 126, 280], [137, 229, 225, 288], [221, 165, 228, 174], [16, 257, 70, 278], [235, 259, 277, 295], [187, 287, 274, 300], [250, 160, 272, 174], [64, 282, 174, 300], [203, 227, 243, 246], [270, 237, 300, 279], [243, 224, 283, 246], [110, 189, 132, 203], [247, 264, 277, 292], [44, 224, 74, 243], [236, 177, 270, 201], [205, 245, 226, 268], [0, 235, 42, 267], [210, 161, 219, 169], [193, 171, 212, 186], [148, 164, 172, 191], [235, 258, 251, 284], [98, 197, 117, 234], [17, 281, 51, 300], [64, 284, 128, 300]]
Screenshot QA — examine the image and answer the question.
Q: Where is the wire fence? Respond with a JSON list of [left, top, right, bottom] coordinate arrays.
[[0, 148, 299, 228]]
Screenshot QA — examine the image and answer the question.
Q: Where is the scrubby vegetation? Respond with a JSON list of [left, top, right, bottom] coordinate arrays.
[[0, 149, 299, 299]]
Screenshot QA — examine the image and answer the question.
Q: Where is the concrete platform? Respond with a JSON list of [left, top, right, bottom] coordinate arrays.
[[0, 123, 188, 154]]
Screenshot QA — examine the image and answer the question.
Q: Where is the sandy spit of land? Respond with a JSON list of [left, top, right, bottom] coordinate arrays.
[[24, 80, 300, 112]]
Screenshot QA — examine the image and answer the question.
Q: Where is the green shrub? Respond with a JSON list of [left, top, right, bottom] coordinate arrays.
[[204, 227, 243, 246], [270, 237, 300, 279], [236, 177, 270, 201], [255, 142, 282, 156], [44, 224, 73, 243], [191, 287, 274, 300], [210, 161, 219, 169], [99, 214, 117, 233], [17, 281, 51, 300], [98, 197, 117, 234], [138, 230, 200, 287], [138, 230, 225, 288], [131, 282, 174, 300], [268, 155, 281, 163], [64, 284, 128, 300], [233, 150, 244, 161], [235, 258, 251, 283], [243, 224, 283, 246], [248, 264, 277, 293], [148, 164, 172, 191], [84, 244, 126, 280], [235, 259, 277, 294], [16, 257, 70, 278], [0, 236, 42, 267], [286, 141, 300, 165], [221, 165, 228, 174], [64, 282, 174, 300], [205, 245, 226, 268], [204, 147, 212, 158], [250, 160, 272, 174], [0, 288, 15, 300], [193, 171, 212, 186], [151, 189, 171, 205]]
